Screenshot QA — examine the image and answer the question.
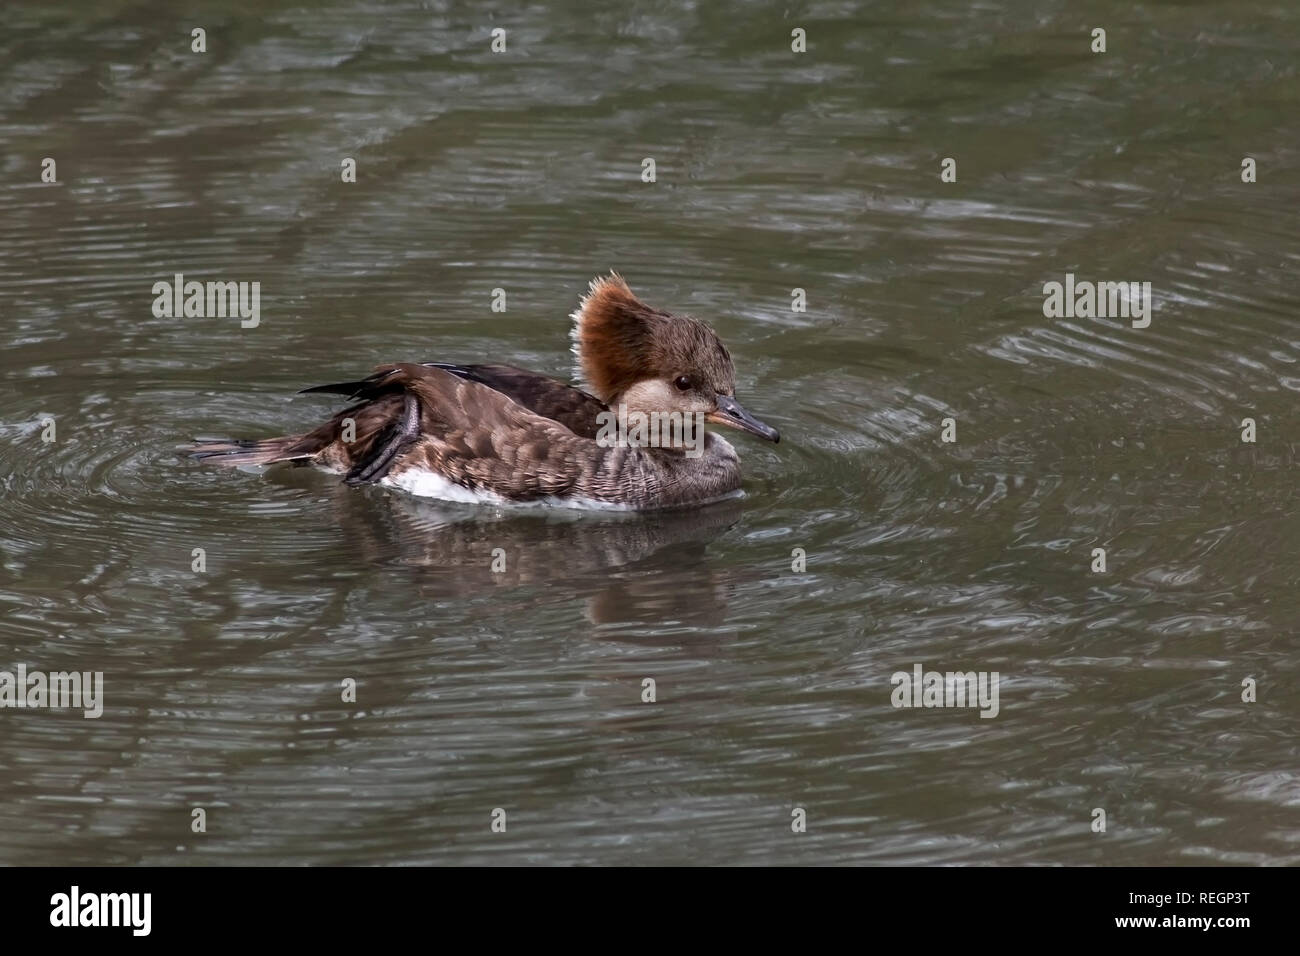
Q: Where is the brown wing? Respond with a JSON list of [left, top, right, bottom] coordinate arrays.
[[376, 363, 610, 500], [302, 363, 607, 439], [419, 364, 608, 439]]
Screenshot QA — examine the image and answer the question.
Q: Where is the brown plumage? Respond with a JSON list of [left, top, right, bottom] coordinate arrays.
[[186, 274, 779, 510]]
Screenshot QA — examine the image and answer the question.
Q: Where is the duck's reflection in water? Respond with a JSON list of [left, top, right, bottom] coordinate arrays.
[[329, 484, 745, 632]]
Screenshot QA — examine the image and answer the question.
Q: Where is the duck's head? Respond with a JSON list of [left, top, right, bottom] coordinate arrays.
[[570, 273, 779, 443]]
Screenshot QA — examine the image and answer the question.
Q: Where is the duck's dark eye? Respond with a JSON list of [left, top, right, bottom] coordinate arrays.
[[674, 375, 692, 392]]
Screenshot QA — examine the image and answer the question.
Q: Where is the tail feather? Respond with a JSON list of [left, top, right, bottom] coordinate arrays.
[[298, 367, 401, 400], [182, 435, 317, 467], [189, 373, 415, 474]]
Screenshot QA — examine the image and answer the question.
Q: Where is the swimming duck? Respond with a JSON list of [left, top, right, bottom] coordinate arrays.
[[187, 274, 779, 510]]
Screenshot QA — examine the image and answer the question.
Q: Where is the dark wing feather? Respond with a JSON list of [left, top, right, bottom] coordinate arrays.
[[343, 392, 421, 485], [299, 367, 403, 401], [419, 364, 607, 439], [302, 363, 606, 439]]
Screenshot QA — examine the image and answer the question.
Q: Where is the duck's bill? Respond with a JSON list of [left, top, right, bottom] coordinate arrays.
[[708, 395, 780, 443]]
